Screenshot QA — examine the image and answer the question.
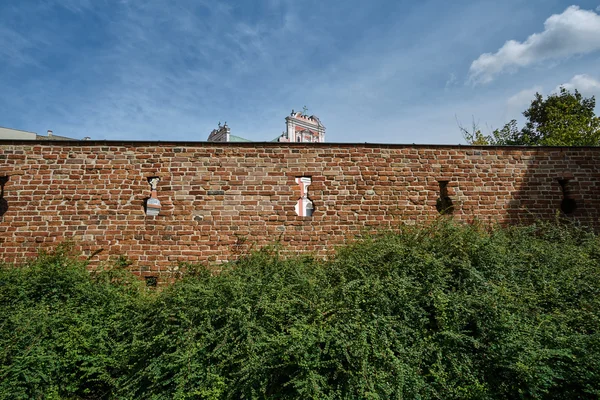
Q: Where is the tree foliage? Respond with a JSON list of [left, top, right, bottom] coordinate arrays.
[[2, 221, 600, 398], [462, 87, 600, 146]]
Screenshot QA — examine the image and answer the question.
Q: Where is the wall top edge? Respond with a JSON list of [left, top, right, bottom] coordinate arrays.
[[0, 139, 599, 150]]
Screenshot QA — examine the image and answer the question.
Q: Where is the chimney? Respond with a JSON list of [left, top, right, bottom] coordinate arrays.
[[47, 130, 53, 137]]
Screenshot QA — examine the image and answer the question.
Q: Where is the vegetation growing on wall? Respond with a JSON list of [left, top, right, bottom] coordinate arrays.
[[1, 220, 600, 399]]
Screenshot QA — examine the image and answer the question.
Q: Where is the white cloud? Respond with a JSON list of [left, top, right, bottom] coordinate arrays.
[[469, 6, 600, 84], [445, 72, 457, 89], [555, 74, 600, 97], [507, 86, 543, 111]]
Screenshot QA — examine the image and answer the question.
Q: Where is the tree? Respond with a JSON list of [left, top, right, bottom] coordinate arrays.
[[457, 117, 491, 145], [461, 88, 600, 146]]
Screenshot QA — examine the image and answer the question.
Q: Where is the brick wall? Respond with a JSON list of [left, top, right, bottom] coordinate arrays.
[[1, 141, 599, 278]]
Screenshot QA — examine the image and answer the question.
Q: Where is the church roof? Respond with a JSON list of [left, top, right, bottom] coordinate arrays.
[[228, 135, 252, 142]]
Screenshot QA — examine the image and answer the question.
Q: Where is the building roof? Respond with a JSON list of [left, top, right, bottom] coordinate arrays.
[[228, 135, 252, 142], [0, 126, 79, 141], [0, 126, 37, 140], [36, 134, 78, 141]]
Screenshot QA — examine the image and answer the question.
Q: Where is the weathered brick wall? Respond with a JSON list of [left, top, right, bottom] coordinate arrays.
[[1, 141, 599, 278]]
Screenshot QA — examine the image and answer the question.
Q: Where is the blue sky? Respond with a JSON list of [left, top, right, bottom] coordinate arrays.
[[1, 0, 600, 143]]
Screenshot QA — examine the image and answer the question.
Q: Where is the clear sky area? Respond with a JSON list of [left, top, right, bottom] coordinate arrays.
[[1, 0, 600, 143]]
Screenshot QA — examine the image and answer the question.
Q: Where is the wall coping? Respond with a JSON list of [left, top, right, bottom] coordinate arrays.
[[1, 139, 599, 151]]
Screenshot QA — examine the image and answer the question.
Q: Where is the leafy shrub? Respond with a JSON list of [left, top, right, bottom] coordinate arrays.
[[1, 221, 599, 398], [0, 245, 146, 399]]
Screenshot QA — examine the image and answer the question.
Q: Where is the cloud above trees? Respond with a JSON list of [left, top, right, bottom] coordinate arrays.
[[555, 74, 600, 98]]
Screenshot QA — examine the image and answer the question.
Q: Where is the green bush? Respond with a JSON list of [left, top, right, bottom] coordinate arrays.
[[0, 245, 146, 399], [1, 221, 600, 398]]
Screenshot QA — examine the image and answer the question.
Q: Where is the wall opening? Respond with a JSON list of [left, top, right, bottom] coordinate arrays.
[[144, 276, 158, 287], [295, 176, 314, 217], [435, 180, 454, 215], [558, 179, 577, 214], [144, 176, 161, 216], [0, 176, 8, 220]]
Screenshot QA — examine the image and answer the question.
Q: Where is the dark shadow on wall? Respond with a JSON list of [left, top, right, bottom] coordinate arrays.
[[436, 180, 454, 215], [0, 176, 8, 220], [142, 196, 150, 215], [505, 148, 600, 229]]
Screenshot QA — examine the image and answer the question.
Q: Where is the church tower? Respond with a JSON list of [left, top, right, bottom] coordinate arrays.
[[278, 107, 325, 143], [207, 122, 230, 142]]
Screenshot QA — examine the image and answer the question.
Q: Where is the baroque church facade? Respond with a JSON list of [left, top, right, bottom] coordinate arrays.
[[207, 108, 325, 143]]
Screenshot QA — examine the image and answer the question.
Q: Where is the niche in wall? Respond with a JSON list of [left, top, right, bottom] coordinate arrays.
[[435, 180, 454, 215], [144, 276, 158, 287], [0, 176, 8, 220], [145, 176, 161, 216], [558, 179, 577, 214], [295, 176, 314, 217]]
